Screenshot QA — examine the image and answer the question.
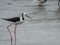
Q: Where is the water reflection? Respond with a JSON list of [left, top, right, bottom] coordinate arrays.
[[30, 5, 46, 14], [6, 2, 13, 5], [55, 8, 60, 20], [35, 5, 46, 11], [27, 5, 49, 23]]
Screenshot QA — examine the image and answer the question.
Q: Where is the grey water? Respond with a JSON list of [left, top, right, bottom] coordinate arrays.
[[0, 0, 60, 45]]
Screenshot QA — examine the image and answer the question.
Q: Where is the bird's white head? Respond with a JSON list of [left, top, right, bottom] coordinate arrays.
[[22, 12, 32, 20]]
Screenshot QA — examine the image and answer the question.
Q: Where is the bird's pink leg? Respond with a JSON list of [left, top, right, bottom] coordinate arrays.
[[14, 25, 17, 45], [7, 23, 13, 45]]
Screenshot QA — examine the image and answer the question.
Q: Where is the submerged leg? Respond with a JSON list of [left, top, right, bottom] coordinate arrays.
[[14, 25, 17, 45], [7, 23, 13, 45]]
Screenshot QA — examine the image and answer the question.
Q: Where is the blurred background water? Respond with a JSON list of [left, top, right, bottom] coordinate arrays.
[[0, 0, 60, 45]]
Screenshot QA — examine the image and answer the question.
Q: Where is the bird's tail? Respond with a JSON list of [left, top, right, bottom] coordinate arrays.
[[1, 18, 8, 20]]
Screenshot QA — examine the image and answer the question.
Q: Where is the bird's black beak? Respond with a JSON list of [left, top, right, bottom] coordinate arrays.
[[25, 15, 32, 19]]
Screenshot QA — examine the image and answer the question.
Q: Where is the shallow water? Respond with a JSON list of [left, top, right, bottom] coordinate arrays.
[[0, 0, 60, 45]]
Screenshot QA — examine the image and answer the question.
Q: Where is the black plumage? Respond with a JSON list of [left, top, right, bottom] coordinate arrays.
[[22, 13, 25, 20], [40, 0, 47, 3], [2, 17, 20, 22]]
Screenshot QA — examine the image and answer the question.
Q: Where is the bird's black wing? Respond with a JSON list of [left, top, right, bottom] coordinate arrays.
[[2, 17, 20, 22]]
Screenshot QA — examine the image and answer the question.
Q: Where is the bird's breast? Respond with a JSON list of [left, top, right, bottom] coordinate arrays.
[[14, 21, 24, 25]]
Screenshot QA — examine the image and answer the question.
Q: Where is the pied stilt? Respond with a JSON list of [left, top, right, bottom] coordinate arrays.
[[2, 13, 32, 45], [34, 0, 47, 6]]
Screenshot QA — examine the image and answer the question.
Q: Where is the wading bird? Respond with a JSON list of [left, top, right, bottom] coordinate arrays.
[[2, 13, 32, 45], [34, 0, 47, 6]]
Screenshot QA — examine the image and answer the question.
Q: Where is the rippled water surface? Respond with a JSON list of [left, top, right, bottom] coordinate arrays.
[[0, 0, 60, 45]]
